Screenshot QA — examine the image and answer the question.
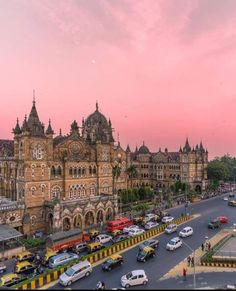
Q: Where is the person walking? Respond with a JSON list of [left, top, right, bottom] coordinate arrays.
[[187, 256, 191, 267], [208, 242, 211, 251], [183, 268, 187, 281], [201, 243, 204, 252], [191, 256, 194, 267]]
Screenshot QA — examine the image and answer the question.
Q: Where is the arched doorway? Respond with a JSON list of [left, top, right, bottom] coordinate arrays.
[[85, 211, 94, 228], [96, 210, 104, 223], [106, 208, 113, 221], [63, 217, 71, 231], [73, 214, 82, 229], [48, 213, 53, 232], [195, 185, 201, 193]]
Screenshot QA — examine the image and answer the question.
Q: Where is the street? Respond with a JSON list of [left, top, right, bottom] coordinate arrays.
[[48, 193, 236, 289]]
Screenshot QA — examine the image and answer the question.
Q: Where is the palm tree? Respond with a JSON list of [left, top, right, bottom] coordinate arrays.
[[112, 164, 121, 218], [126, 165, 138, 188]]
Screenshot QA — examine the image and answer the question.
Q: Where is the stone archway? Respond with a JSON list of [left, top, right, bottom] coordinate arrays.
[[195, 185, 201, 193], [106, 208, 113, 221], [96, 209, 104, 223], [63, 217, 71, 231], [73, 214, 82, 229], [85, 211, 95, 228]]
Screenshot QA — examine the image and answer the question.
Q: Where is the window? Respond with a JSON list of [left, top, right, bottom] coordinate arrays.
[[31, 165, 35, 177], [31, 186, 36, 197], [51, 166, 56, 178], [51, 186, 61, 199], [90, 184, 96, 196], [69, 168, 73, 176], [33, 144, 44, 160], [57, 166, 62, 177], [41, 184, 46, 197]]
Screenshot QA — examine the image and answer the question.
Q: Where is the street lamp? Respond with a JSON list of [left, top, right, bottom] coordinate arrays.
[[182, 240, 196, 289]]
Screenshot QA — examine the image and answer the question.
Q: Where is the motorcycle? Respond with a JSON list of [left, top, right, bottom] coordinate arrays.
[[95, 281, 106, 290]]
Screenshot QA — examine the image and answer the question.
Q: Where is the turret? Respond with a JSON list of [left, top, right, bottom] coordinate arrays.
[[46, 119, 54, 136], [13, 118, 21, 135]]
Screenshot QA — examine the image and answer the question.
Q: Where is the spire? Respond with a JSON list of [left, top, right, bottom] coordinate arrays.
[[96, 100, 98, 111], [165, 147, 168, 153], [21, 115, 30, 132], [13, 118, 22, 135], [159, 147, 162, 152], [200, 140, 205, 153], [179, 146, 182, 152], [70, 120, 79, 135], [135, 145, 138, 153], [27, 98, 45, 136], [59, 128, 62, 136], [46, 119, 54, 135], [126, 144, 131, 152], [143, 141, 145, 146], [82, 117, 85, 126], [108, 118, 112, 127], [183, 137, 191, 153]]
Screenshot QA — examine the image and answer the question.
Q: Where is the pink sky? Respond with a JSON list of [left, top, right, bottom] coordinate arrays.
[[1, 0, 236, 160]]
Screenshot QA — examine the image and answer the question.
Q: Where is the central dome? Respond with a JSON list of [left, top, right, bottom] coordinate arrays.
[[138, 142, 150, 154], [85, 101, 108, 127]]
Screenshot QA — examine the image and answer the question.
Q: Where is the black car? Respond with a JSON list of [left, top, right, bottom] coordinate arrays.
[[229, 193, 235, 198], [112, 234, 130, 244], [102, 254, 124, 271], [137, 246, 155, 262], [139, 239, 159, 250], [208, 219, 220, 229]]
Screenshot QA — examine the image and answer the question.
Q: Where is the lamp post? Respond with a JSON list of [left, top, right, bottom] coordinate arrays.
[[182, 240, 196, 289]]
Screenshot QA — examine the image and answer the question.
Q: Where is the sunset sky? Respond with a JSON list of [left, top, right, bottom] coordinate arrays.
[[1, 0, 236, 160]]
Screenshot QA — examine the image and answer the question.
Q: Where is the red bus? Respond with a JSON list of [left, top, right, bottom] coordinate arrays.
[[107, 217, 132, 233], [46, 228, 90, 251]]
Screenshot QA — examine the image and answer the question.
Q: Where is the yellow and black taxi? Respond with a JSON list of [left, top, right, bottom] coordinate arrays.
[[15, 261, 35, 274], [16, 251, 34, 262], [133, 216, 144, 225], [102, 254, 124, 271], [110, 229, 122, 237], [0, 273, 22, 287], [87, 242, 105, 253], [89, 229, 100, 239], [136, 246, 155, 262]]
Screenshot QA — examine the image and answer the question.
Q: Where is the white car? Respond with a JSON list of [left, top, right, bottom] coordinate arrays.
[[144, 222, 159, 230], [223, 197, 229, 201], [166, 237, 182, 251], [128, 228, 145, 237], [162, 216, 174, 223], [145, 213, 157, 222], [179, 226, 193, 238], [121, 269, 148, 288], [165, 224, 177, 234], [95, 234, 112, 244], [123, 225, 139, 234]]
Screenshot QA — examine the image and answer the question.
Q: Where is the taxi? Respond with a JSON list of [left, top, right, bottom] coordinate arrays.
[[15, 261, 35, 274], [136, 246, 155, 262], [0, 273, 21, 287], [16, 251, 34, 262], [43, 249, 58, 264], [87, 242, 105, 253], [102, 254, 124, 271], [89, 229, 100, 239], [110, 229, 122, 237], [133, 216, 144, 225]]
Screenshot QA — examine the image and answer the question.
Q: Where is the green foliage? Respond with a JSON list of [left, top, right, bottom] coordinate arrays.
[[207, 159, 229, 182], [207, 180, 220, 191], [118, 186, 154, 204], [20, 236, 45, 248], [133, 202, 150, 215], [112, 165, 121, 179]]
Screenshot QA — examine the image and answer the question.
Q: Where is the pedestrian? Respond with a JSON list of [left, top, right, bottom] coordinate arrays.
[[183, 268, 187, 281], [187, 256, 191, 267], [208, 242, 211, 251], [205, 241, 208, 251], [191, 256, 194, 267], [201, 243, 204, 252]]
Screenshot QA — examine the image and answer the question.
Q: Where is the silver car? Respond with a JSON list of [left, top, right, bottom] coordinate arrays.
[[59, 260, 92, 286], [49, 252, 79, 269]]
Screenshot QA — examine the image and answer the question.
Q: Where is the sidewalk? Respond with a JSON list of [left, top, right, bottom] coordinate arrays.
[[160, 228, 234, 281]]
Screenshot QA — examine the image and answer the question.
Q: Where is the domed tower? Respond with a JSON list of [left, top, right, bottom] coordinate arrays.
[[82, 102, 114, 144]]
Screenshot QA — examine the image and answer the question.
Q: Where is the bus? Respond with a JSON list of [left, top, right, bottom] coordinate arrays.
[[46, 228, 90, 252], [107, 217, 132, 233]]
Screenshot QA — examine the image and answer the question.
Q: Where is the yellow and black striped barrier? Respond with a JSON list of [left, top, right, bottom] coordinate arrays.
[[201, 261, 236, 268], [15, 215, 191, 290]]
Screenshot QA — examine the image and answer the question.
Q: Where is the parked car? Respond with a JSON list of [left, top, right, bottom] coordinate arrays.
[[95, 234, 113, 244], [15, 261, 35, 274], [179, 226, 193, 238], [121, 270, 148, 288], [166, 237, 182, 251], [218, 216, 228, 224], [59, 260, 92, 286], [145, 213, 158, 222], [208, 219, 220, 229], [102, 254, 124, 271], [144, 222, 159, 230], [49, 253, 79, 269], [16, 251, 34, 262], [0, 263, 7, 273], [139, 239, 159, 250], [133, 216, 144, 225], [112, 234, 130, 244], [128, 229, 145, 237], [87, 242, 105, 253], [165, 224, 177, 234], [136, 246, 155, 262], [123, 225, 140, 234], [0, 273, 22, 287], [162, 216, 174, 224]]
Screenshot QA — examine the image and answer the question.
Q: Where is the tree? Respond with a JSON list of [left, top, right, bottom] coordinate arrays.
[[133, 202, 150, 216], [126, 165, 138, 188], [207, 160, 229, 182], [112, 164, 121, 217]]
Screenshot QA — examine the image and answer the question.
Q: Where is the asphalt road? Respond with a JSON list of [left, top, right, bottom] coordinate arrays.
[[50, 193, 236, 290]]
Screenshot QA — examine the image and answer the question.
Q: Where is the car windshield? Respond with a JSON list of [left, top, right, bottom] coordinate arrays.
[[126, 272, 133, 279], [169, 240, 175, 245], [65, 268, 75, 277], [138, 251, 146, 257], [105, 259, 114, 264], [143, 241, 149, 246]]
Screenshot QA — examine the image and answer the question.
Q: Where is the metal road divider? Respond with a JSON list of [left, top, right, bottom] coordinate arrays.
[[13, 215, 191, 290], [201, 261, 236, 268]]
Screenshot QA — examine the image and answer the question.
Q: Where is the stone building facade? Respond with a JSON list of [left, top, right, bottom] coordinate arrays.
[[0, 101, 127, 234], [0, 100, 208, 235]]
